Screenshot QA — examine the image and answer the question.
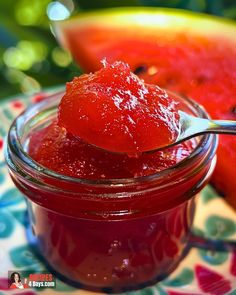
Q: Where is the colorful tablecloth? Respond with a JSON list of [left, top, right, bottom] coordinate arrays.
[[0, 89, 236, 295]]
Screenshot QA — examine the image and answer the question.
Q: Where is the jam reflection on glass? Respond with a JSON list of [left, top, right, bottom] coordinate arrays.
[[27, 198, 194, 289]]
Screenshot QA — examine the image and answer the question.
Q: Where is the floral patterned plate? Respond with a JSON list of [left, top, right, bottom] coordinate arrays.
[[0, 88, 236, 295]]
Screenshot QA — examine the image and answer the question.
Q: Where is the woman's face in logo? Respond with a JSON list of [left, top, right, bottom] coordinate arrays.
[[14, 273, 20, 283]]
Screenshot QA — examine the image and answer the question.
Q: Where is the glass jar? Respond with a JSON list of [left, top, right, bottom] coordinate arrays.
[[5, 91, 217, 292]]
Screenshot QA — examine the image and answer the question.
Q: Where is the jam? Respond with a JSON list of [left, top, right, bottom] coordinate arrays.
[[58, 61, 180, 154], [29, 121, 194, 179], [30, 62, 191, 180]]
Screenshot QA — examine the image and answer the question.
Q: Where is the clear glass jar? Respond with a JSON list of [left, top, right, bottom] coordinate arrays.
[[5, 91, 217, 292]]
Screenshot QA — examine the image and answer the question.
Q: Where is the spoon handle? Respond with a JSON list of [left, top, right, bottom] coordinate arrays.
[[178, 111, 236, 143], [208, 120, 236, 134], [147, 112, 236, 154]]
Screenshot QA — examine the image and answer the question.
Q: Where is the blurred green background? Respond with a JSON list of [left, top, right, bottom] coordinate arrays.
[[0, 0, 235, 100]]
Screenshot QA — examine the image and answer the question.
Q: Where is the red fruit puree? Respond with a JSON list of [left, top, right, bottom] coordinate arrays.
[[30, 62, 191, 179], [58, 61, 180, 154], [23, 61, 212, 291]]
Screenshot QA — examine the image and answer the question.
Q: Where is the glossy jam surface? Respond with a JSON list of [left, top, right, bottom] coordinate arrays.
[[58, 61, 180, 154]]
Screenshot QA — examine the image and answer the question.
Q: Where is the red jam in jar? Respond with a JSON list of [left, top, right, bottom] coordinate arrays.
[[5, 62, 217, 292]]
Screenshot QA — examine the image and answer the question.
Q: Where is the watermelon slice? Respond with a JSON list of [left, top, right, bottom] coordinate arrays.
[[53, 8, 236, 206]]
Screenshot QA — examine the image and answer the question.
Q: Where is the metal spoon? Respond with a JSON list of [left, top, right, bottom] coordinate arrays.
[[153, 110, 236, 152]]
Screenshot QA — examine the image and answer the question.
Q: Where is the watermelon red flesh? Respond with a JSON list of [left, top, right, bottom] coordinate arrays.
[[54, 9, 236, 206]]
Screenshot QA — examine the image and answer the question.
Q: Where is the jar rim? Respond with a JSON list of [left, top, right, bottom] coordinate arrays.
[[6, 90, 218, 187]]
